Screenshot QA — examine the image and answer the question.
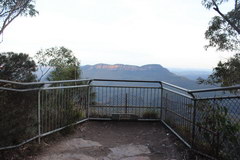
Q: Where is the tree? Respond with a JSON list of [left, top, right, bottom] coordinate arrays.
[[198, 53, 240, 86], [0, 0, 38, 37], [35, 47, 87, 132], [202, 0, 240, 51], [0, 52, 38, 148], [35, 46, 81, 81], [200, 1, 240, 86], [0, 52, 37, 82]]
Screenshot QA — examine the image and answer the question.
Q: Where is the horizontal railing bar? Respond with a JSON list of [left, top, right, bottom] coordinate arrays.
[[89, 118, 161, 121], [0, 87, 40, 92], [161, 120, 192, 148], [190, 85, 240, 93], [41, 85, 89, 90], [90, 105, 161, 109], [166, 108, 193, 124], [162, 88, 194, 99], [1, 78, 240, 96], [191, 149, 217, 160], [91, 85, 161, 89], [161, 81, 191, 92], [197, 95, 240, 100], [0, 118, 89, 151], [41, 118, 88, 138], [92, 79, 162, 84], [0, 85, 89, 92], [89, 118, 112, 121], [0, 79, 90, 85], [0, 135, 39, 151], [166, 109, 217, 135], [138, 119, 161, 121]]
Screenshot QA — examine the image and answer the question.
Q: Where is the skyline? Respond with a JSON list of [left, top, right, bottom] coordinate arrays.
[[0, 0, 235, 70]]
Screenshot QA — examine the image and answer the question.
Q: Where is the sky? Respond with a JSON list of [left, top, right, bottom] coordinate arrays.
[[0, 0, 235, 70]]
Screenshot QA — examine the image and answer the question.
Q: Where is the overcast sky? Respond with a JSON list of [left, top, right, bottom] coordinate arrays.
[[0, 0, 235, 70]]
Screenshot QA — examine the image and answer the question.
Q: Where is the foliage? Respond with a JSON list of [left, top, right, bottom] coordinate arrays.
[[0, 52, 38, 147], [40, 88, 87, 135], [200, 1, 240, 86], [0, 0, 38, 37], [89, 110, 109, 118], [47, 65, 80, 81], [197, 53, 240, 87], [142, 110, 158, 119], [202, 0, 240, 51], [35, 46, 80, 68], [0, 91, 38, 147], [0, 52, 37, 82], [196, 100, 240, 159], [35, 46, 81, 81]]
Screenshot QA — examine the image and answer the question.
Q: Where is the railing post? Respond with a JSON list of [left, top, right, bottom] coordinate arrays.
[[160, 82, 163, 120], [125, 93, 128, 113], [87, 80, 92, 119], [191, 98, 197, 148], [216, 131, 220, 158], [38, 90, 41, 144], [87, 86, 90, 119]]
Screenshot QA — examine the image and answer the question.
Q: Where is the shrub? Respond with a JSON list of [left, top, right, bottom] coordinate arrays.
[[142, 110, 158, 119]]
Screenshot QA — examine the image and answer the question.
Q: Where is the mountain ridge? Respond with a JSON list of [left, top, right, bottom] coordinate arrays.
[[81, 63, 206, 89], [82, 63, 167, 71]]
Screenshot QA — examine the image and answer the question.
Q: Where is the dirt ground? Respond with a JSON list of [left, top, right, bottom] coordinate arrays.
[[29, 121, 190, 160], [1, 121, 207, 160]]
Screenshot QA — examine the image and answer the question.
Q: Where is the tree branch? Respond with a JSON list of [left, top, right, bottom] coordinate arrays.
[[0, 8, 22, 35], [235, 0, 237, 10], [0, 1, 28, 17], [38, 67, 51, 81], [0, 0, 32, 35], [212, 0, 240, 34]]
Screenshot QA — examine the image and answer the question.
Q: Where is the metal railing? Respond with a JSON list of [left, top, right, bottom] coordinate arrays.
[[89, 79, 161, 120], [161, 82, 240, 159], [0, 79, 239, 159], [0, 79, 90, 150]]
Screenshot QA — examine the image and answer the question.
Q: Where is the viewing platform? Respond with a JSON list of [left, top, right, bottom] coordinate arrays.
[[0, 79, 239, 160]]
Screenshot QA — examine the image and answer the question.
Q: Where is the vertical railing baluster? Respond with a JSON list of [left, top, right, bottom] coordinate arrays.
[[165, 93, 168, 121], [125, 93, 128, 113], [38, 90, 41, 144], [87, 85, 91, 119], [160, 87, 163, 120]]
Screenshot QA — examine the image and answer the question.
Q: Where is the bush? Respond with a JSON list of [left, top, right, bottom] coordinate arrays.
[[195, 101, 240, 159], [142, 110, 158, 119]]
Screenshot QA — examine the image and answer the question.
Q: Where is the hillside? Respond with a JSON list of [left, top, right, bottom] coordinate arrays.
[[81, 64, 205, 89], [169, 68, 211, 80]]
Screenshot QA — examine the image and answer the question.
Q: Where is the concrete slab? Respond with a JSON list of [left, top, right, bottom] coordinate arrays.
[[106, 144, 151, 160], [39, 153, 96, 160]]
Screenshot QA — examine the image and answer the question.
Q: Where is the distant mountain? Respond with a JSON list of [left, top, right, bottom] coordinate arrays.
[[82, 64, 207, 89], [169, 68, 211, 80]]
